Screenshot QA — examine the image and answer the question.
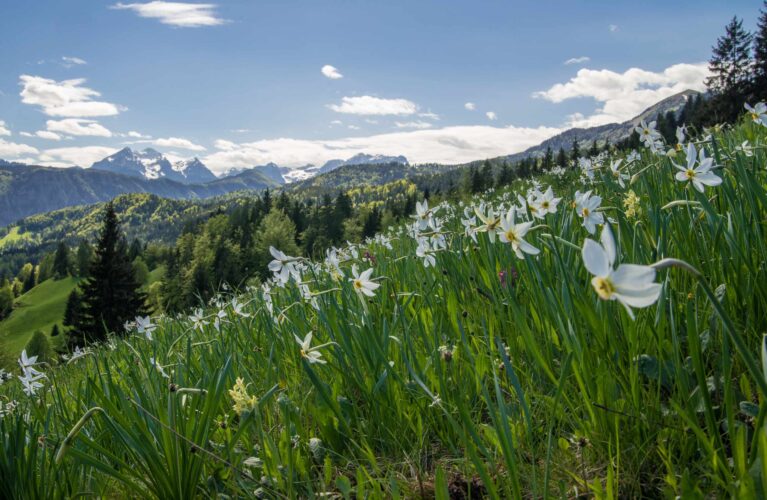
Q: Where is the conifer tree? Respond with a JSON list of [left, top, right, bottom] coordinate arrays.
[[570, 139, 581, 162], [76, 240, 93, 277], [556, 147, 567, 168], [542, 147, 553, 170], [754, 2, 767, 101], [706, 17, 753, 122], [53, 242, 70, 279], [72, 202, 147, 345], [63, 289, 82, 329]]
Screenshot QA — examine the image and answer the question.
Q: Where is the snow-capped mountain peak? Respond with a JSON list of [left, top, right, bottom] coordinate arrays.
[[91, 148, 215, 184]]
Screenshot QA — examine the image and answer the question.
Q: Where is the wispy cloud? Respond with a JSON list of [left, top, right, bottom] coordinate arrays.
[[111, 2, 226, 28], [19, 75, 124, 117], [464, 102, 476, 111], [0, 121, 10, 136], [486, 111, 497, 121], [328, 96, 418, 116], [609, 24, 619, 32], [38, 146, 118, 167], [47, 118, 112, 137], [61, 56, 87, 68], [535, 62, 709, 127], [153, 136, 206, 151], [394, 121, 432, 129], [564, 56, 590, 65], [321, 65, 343, 80]]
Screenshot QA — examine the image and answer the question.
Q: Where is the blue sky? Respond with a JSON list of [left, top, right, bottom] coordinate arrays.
[[0, 0, 761, 173]]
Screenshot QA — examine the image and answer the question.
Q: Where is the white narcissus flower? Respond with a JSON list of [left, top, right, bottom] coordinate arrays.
[[582, 225, 662, 319], [499, 208, 540, 259], [411, 200, 433, 231], [135, 316, 155, 341], [350, 265, 380, 297], [474, 205, 502, 242], [609, 159, 628, 188], [745, 102, 767, 126], [674, 143, 721, 193], [635, 120, 661, 146], [535, 186, 561, 216], [416, 238, 437, 268], [294, 332, 327, 364], [575, 190, 604, 235]]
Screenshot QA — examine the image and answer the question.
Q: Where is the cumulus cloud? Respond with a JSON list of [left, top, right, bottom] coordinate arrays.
[[0, 139, 39, 158], [321, 65, 343, 80], [201, 124, 562, 174], [395, 121, 433, 129], [464, 102, 476, 111], [38, 146, 118, 167], [46, 118, 112, 137], [534, 62, 709, 127], [111, 1, 225, 27], [154, 136, 206, 151], [0, 121, 10, 136], [328, 96, 418, 116], [486, 111, 497, 121], [564, 56, 590, 65], [214, 139, 237, 150], [19, 75, 123, 117]]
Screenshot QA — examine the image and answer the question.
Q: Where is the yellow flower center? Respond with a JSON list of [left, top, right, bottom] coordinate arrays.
[[592, 276, 615, 300], [685, 169, 696, 179], [541, 201, 550, 209], [582, 207, 590, 217], [504, 229, 518, 242], [752, 112, 759, 121], [353, 279, 363, 290], [487, 219, 500, 230]]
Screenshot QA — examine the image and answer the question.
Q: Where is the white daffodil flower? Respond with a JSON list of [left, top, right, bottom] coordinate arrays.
[[635, 120, 661, 147], [350, 265, 380, 297], [534, 186, 561, 216], [294, 332, 327, 364], [499, 208, 540, 258], [575, 190, 604, 234], [474, 205, 502, 243], [135, 316, 156, 341], [609, 159, 629, 188], [582, 225, 662, 319], [411, 200, 434, 231], [674, 143, 722, 193], [745, 102, 767, 126]]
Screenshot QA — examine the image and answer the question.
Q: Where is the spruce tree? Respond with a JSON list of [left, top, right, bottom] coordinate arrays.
[[63, 289, 82, 329], [76, 240, 93, 277], [570, 139, 581, 162], [706, 17, 753, 122], [53, 242, 70, 279], [73, 202, 147, 345], [754, 2, 767, 101], [556, 147, 567, 168], [542, 147, 553, 170]]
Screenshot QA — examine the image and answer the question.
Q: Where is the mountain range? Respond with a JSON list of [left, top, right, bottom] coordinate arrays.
[[0, 90, 695, 227]]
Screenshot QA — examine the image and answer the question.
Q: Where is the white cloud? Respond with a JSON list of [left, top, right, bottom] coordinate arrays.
[[347, 125, 360, 130], [464, 102, 476, 111], [46, 118, 112, 137], [534, 62, 709, 127], [61, 56, 87, 67], [0, 139, 39, 158], [395, 121, 432, 130], [328, 96, 418, 116], [111, 1, 225, 27], [418, 112, 440, 120], [330, 120, 343, 126], [564, 56, 590, 65], [154, 136, 206, 151], [201, 124, 562, 174], [38, 146, 118, 167], [0, 121, 10, 136], [127, 130, 150, 138], [19, 132, 33, 137], [19, 75, 123, 117], [34, 130, 62, 141], [321, 65, 343, 80], [609, 24, 619, 32], [486, 111, 497, 121], [214, 139, 236, 150]]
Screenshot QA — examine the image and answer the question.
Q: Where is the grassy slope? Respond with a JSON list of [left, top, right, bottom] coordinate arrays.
[[0, 277, 78, 356], [0, 267, 164, 363], [0, 226, 34, 249]]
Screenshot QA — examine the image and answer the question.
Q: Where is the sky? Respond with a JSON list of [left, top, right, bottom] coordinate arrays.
[[0, 0, 762, 174]]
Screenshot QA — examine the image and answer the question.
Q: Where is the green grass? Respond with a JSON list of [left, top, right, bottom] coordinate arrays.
[[1, 115, 767, 497], [0, 226, 34, 249], [0, 277, 78, 359]]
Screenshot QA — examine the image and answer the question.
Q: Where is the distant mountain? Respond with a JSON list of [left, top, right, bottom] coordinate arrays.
[[0, 163, 277, 227], [172, 158, 217, 184], [250, 163, 285, 185], [319, 153, 409, 174], [506, 89, 698, 163], [91, 147, 216, 184]]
